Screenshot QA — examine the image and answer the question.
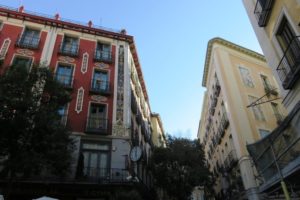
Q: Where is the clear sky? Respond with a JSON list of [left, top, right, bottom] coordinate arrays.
[[0, 0, 262, 139]]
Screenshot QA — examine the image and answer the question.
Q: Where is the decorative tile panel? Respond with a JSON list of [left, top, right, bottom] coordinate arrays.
[[0, 38, 11, 59], [81, 52, 89, 74], [116, 45, 124, 125], [75, 87, 84, 114]]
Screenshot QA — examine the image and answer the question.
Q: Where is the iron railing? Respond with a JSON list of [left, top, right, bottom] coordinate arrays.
[[254, 0, 274, 27], [86, 117, 108, 134], [54, 73, 74, 88], [78, 167, 130, 183], [0, 4, 121, 33], [224, 150, 238, 171], [15, 34, 40, 49], [276, 36, 300, 89], [131, 91, 138, 114], [94, 50, 112, 63], [90, 79, 110, 95], [58, 43, 79, 57]]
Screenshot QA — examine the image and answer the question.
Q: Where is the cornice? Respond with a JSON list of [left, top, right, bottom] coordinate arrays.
[[202, 37, 266, 87]]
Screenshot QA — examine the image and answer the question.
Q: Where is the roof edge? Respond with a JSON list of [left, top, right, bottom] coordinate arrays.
[[201, 37, 265, 87]]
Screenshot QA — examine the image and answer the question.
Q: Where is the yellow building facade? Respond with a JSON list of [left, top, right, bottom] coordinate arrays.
[[198, 38, 286, 199], [243, 0, 300, 198], [151, 113, 167, 148]]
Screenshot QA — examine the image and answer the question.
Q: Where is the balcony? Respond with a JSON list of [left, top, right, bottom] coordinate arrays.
[[215, 82, 221, 97], [94, 50, 112, 63], [131, 91, 138, 114], [54, 74, 74, 89], [58, 43, 79, 57], [220, 112, 229, 131], [15, 34, 40, 49], [209, 107, 215, 116], [247, 102, 300, 187], [86, 117, 108, 134], [254, 0, 274, 27], [78, 167, 130, 183], [274, 113, 285, 125], [89, 79, 111, 95], [211, 96, 217, 108], [276, 36, 300, 89], [224, 150, 238, 171]]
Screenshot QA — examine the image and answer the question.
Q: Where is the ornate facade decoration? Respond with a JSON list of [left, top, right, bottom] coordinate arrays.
[[58, 56, 75, 63], [75, 87, 84, 114], [16, 49, 34, 56], [81, 52, 89, 74], [115, 45, 124, 125], [95, 62, 109, 69], [0, 38, 11, 58], [91, 95, 107, 102], [112, 124, 130, 137]]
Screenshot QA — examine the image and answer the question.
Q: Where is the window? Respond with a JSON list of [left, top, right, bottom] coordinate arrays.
[[94, 42, 111, 63], [276, 16, 300, 89], [90, 70, 109, 93], [259, 129, 270, 138], [254, 0, 274, 27], [55, 64, 73, 88], [59, 36, 79, 57], [86, 104, 108, 133], [248, 95, 265, 121], [16, 27, 40, 49], [57, 105, 68, 126], [12, 56, 32, 71], [271, 102, 284, 123], [80, 142, 110, 178], [239, 66, 254, 87]]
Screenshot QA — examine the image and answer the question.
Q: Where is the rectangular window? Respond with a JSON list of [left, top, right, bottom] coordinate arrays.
[[17, 27, 40, 49], [57, 105, 68, 126], [91, 70, 109, 93], [80, 142, 110, 178], [55, 64, 73, 88], [248, 95, 265, 121], [271, 102, 284, 123], [94, 42, 111, 63], [239, 66, 254, 87], [12, 56, 32, 71], [60, 36, 79, 57], [276, 16, 300, 89], [259, 129, 270, 138], [86, 104, 108, 133]]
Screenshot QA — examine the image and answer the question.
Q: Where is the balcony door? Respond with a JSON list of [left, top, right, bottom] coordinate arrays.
[[277, 17, 300, 69], [81, 143, 110, 179], [89, 104, 107, 130], [92, 71, 108, 91], [55, 64, 73, 87]]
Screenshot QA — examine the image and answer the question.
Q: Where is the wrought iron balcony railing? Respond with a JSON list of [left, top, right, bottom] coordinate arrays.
[[254, 0, 274, 27], [86, 117, 108, 134], [54, 73, 74, 89], [131, 91, 138, 114], [90, 79, 110, 95], [276, 36, 300, 89], [58, 43, 79, 57], [94, 50, 112, 63], [15, 34, 40, 49], [224, 150, 238, 171]]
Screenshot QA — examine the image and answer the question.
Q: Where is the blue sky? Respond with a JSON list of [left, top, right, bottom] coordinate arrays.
[[1, 0, 262, 139]]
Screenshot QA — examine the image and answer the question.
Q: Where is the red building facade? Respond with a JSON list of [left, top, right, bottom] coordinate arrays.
[[0, 5, 154, 200]]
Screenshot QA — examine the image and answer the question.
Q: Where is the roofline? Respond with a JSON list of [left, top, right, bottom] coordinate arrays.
[[151, 113, 166, 137], [0, 5, 149, 101], [202, 37, 266, 87]]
